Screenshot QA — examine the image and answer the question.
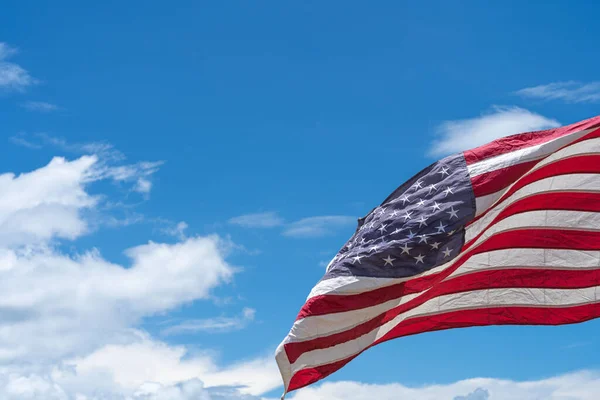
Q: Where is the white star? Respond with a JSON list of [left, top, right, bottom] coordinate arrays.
[[402, 211, 412, 221], [413, 180, 423, 190], [418, 234, 429, 244], [447, 207, 459, 219], [360, 237, 367, 245], [431, 201, 441, 212], [427, 183, 438, 194], [399, 195, 411, 204], [442, 247, 453, 258], [352, 255, 363, 264], [439, 166, 450, 177], [435, 220, 447, 233], [417, 215, 428, 227], [383, 255, 395, 266], [391, 210, 400, 217], [414, 254, 425, 264], [443, 187, 454, 197], [377, 207, 386, 216], [400, 242, 412, 254], [406, 230, 416, 240], [378, 224, 387, 234], [369, 221, 377, 229], [417, 198, 426, 207], [430, 241, 441, 250]]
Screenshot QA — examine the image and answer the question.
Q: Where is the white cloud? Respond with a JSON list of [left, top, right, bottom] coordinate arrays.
[[428, 106, 560, 157], [0, 348, 275, 399], [0, 42, 35, 91], [0, 235, 235, 364], [66, 334, 279, 397], [0, 156, 98, 246], [0, 153, 167, 247], [289, 371, 600, 400], [161, 307, 256, 335], [517, 81, 600, 103], [283, 216, 355, 238], [20, 101, 60, 112], [228, 212, 284, 228]]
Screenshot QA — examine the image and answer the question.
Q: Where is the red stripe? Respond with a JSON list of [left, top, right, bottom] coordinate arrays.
[[464, 191, 600, 250], [287, 302, 600, 392], [471, 160, 538, 197], [468, 153, 600, 227], [470, 127, 600, 198], [286, 267, 600, 364], [295, 228, 600, 320], [463, 115, 600, 165]]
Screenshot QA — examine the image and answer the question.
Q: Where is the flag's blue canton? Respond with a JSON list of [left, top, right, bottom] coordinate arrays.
[[325, 153, 476, 279]]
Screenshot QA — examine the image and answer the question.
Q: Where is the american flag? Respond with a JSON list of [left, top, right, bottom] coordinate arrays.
[[275, 114, 600, 397]]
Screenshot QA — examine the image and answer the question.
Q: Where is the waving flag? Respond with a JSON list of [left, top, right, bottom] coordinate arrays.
[[275, 114, 600, 397]]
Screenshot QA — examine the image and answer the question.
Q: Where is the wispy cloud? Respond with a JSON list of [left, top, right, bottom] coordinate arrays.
[[9, 133, 42, 149], [159, 221, 189, 240], [228, 211, 356, 238], [283, 215, 356, 238], [517, 81, 600, 103], [428, 106, 560, 157], [562, 341, 592, 350], [10, 133, 164, 195], [11, 132, 124, 160], [34, 132, 126, 161], [161, 307, 256, 335], [0, 42, 35, 91], [20, 101, 60, 112], [228, 211, 284, 228]]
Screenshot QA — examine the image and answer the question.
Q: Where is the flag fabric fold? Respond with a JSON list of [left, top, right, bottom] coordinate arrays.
[[276, 114, 600, 396]]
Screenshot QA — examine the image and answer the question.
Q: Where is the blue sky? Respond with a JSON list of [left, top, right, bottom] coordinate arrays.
[[1, 1, 600, 399]]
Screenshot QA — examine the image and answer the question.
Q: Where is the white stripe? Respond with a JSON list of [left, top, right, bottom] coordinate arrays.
[[307, 262, 449, 299], [470, 210, 600, 253], [467, 127, 595, 178], [475, 190, 504, 216], [467, 173, 600, 243], [531, 136, 600, 170], [473, 137, 600, 215], [447, 248, 600, 279], [275, 341, 292, 392], [287, 292, 420, 342], [289, 286, 599, 373], [287, 249, 600, 343]]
